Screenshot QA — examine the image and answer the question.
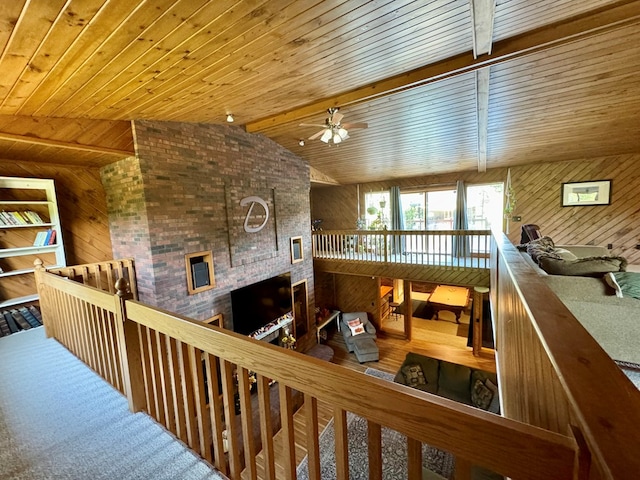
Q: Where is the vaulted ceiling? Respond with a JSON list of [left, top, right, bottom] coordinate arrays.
[[0, 0, 638, 185]]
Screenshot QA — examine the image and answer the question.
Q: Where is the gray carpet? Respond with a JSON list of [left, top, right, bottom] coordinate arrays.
[[0, 327, 225, 480], [296, 368, 455, 480]]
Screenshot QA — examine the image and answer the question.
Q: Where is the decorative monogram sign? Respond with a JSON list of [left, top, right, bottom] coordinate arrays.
[[225, 182, 279, 266], [240, 195, 269, 233]]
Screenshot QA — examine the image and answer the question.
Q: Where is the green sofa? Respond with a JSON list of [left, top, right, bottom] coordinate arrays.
[[394, 352, 500, 413], [395, 352, 503, 479]]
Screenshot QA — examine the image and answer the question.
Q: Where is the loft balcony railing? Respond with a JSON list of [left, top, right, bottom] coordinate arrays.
[[31, 237, 640, 479], [312, 229, 491, 268]]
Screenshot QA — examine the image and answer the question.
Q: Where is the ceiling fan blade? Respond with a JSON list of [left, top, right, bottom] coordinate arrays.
[[308, 129, 327, 140], [299, 123, 326, 128], [332, 112, 344, 124], [342, 122, 368, 129]]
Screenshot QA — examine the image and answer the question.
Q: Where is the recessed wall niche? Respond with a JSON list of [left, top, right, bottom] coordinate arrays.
[[185, 251, 215, 295]]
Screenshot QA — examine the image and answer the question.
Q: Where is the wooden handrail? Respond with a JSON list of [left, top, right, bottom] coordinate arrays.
[[34, 260, 582, 480], [491, 231, 640, 479], [312, 229, 491, 268]]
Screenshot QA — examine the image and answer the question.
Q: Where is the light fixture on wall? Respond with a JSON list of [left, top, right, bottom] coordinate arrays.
[[298, 139, 305, 146], [226, 113, 234, 123]]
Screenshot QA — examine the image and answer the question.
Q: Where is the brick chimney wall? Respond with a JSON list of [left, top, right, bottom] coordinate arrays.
[[101, 121, 314, 341]]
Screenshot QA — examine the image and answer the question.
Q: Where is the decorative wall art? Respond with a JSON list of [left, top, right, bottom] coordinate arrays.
[[561, 180, 611, 207], [225, 182, 279, 266]]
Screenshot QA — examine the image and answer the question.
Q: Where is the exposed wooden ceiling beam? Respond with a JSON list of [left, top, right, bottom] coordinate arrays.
[[246, 0, 640, 132], [0, 131, 133, 157], [470, 0, 497, 57], [310, 165, 340, 185], [475, 68, 491, 173]]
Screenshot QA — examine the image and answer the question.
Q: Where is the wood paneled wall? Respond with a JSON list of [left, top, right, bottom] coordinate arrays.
[[0, 160, 114, 266], [312, 154, 640, 265], [506, 154, 640, 264], [332, 273, 378, 325]]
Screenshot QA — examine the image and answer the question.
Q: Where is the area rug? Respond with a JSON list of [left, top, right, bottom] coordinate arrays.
[[296, 368, 455, 480]]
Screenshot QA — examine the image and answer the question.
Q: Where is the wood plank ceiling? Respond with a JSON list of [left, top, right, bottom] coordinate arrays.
[[0, 0, 638, 185]]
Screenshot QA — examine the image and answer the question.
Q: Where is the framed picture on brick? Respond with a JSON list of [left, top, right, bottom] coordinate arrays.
[[290, 236, 303, 263]]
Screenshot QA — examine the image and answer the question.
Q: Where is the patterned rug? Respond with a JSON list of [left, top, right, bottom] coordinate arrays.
[[296, 368, 455, 480]]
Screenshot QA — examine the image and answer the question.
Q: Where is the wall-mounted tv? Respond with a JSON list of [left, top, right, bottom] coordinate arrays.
[[230, 272, 292, 336]]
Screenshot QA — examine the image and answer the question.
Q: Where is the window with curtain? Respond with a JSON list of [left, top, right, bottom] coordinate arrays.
[[400, 184, 503, 232], [364, 191, 390, 229]]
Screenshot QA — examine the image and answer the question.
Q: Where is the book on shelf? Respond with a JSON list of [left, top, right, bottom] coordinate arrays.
[[0, 210, 45, 226], [33, 229, 56, 246], [0, 211, 17, 225], [33, 231, 47, 246], [24, 211, 44, 223]]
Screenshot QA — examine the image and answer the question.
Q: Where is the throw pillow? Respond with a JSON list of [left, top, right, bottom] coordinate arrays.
[[553, 248, 578, 261], [401, 363, 427, 387], [484, 379, 500, 414], [539, 255, 627, 277], [604, 272, 640, 300], [470, 379, 493, 410], [348, 321, 365, 336]]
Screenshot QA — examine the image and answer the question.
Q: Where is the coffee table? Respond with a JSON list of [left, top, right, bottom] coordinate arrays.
[[427, 285, 469, 323]]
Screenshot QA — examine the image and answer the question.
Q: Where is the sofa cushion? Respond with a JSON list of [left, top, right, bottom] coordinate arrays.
[[604, 272, 640, 300], [539, 255, 627, 277], [470, 379, 493, 410], [394, 352, 439, 394], [400, 363, 427, 388], [437, 361, 471, 404]]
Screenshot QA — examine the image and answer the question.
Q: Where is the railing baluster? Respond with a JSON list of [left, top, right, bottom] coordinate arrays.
[[221, 360, 241, 479], [257, 375, 276, 480], [407, 437, 422, 480], [238, 367, 257, 479], [205, 354, 227, 475], [368, 420, 382, 480], [304, 394, 321, 480], [334, 407, 349, 479], [279, 383, 297, 480]]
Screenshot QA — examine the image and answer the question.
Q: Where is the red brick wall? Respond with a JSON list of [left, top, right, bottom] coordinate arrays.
[[101, 121, 315, 344]]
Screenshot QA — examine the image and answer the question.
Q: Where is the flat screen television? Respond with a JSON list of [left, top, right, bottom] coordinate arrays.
[[230, 272, 292, 336]]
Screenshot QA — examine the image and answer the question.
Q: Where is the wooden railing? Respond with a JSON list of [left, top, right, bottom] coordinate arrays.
[[47, 258, 138, 299], [33, 259, 583, 480], [491, 231, 640, 480], [312, 229, 491, 268]]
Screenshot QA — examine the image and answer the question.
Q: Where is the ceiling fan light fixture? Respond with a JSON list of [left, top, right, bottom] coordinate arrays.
[[337, 127, 349, 139], [320, 129, 332, 143], [333, 132, 342, 144]]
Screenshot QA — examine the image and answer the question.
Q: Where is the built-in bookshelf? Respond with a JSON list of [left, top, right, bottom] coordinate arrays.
[[0, 176, 66, 308]]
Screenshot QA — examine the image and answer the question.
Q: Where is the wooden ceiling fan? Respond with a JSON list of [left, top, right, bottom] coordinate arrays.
[[300, 107, 368, 144]]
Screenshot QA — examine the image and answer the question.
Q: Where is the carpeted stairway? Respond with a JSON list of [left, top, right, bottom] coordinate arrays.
[[0, 327, 226, 480]]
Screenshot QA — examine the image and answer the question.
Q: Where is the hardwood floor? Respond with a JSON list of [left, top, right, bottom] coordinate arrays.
[[243, 318, 495, 479]]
